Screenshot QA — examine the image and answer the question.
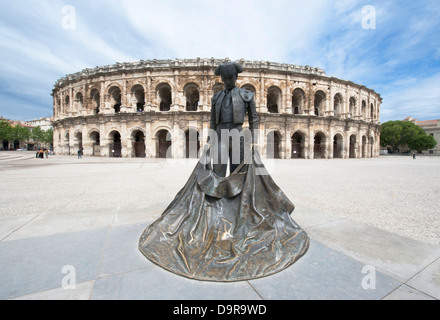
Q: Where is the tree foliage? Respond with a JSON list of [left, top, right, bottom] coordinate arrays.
[[380, 120, 437, 152], [0, 121, 53, 147]]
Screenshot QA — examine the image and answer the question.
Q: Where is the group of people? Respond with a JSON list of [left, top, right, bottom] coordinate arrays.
[[35, 148, 50, 158]]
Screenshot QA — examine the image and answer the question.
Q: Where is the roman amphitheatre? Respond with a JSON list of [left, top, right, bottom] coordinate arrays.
[[51, 58, 381, 159]]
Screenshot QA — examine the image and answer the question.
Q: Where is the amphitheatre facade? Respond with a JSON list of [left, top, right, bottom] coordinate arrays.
[[51, 58, 381, 159]]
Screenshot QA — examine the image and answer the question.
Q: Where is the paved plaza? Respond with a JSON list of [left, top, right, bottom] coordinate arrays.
[[0, 151, 439, 300]]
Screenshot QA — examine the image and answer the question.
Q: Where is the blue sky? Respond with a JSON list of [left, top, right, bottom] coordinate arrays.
[[0, 0, 439, 122]]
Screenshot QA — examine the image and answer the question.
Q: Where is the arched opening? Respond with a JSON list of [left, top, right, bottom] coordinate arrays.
[[64, 131, 70, 154], [132, 130, 146, 158], [349, 97, 356, 118], [2, 140, 8, 150], [89, 131, 100, 156], [370, 136, 375, 157], [90, 89, 100, 114], [64, 95, 70, 113], [267, 86, 281, 114], [156, 130, 171, 158], [184, 83, 200, 112], [74, 131, 83, 153], [109, 131, 122, 157], [185, 129, 200, 158], [334, 93, 343, 117], [267, 131, 281, 159], [292, 88, 305, 115], [314, 132, 326, 159], [370, 103, 375, 120], [362, 100, 367, 119], [132, 85, 145, 112], [14, 140, 20, 150], [109, 86, 122, 113], [156, 83, 172, 112], [291, 132, 305, 159], [314, 91, 326, 116], [362, 135, 367, 158], [75, 92, 84, 112], [349, 134, 357, 158], [333, 134, 343, 158]]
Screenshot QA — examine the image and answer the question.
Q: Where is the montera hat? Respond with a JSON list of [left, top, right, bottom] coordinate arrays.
[[215, 62, 243, 77]]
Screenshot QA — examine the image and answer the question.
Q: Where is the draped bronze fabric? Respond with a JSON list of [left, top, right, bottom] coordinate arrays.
[[138, 146, 309, 282]]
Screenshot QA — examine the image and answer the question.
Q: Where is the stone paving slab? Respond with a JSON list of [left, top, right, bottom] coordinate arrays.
[[306, 219, 440, 282], [1, 213, 439, 300]]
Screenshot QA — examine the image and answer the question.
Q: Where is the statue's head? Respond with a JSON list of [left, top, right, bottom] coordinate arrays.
[[215, 62, 243, 90]]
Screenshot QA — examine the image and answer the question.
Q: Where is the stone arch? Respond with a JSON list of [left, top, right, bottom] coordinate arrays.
[[370, 135, 375, 157], [267, 86, 282, 114], [131, 129, 146, 158], [313, 131, 327, 159], [370, 103, 375, 120], [155, 82, 172, 112], [155, 129, 172, 158], [108, 130, 122, 157], [184, 128, 201, 159], [292, 88, 306, 115], [361, 100, 367, 119], [266, 130, 282, 159], [334, 93, 344, 117], [183, 82, 200, 112], [74, 91, 84, 112], [131, 84, 145, 112], [333, 133, 344, 158], [108, 86, 122, 113], [349, 134, 357, 158], [64, 95, 70, 113], [314, 90, 326, 116], [88, 129, 101, 156], [291, 130, 306, 158], [90, 88, 100, 114], [349, 96, 357, 118], [73, 129, 83, 151], [361, 135, 368, 158]]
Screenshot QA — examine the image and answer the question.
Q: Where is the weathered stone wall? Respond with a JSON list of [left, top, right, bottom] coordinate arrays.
[[52, 58, 381, 159]]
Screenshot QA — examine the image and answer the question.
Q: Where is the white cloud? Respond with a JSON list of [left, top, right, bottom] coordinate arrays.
[[381, 73, 440, 121], [0, 0, 439, 122]]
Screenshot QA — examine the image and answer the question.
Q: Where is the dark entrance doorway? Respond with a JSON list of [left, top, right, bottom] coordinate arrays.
[[267, 131, 281, 159], [90, 131, 100, 156], [291, 132, 304, 159], [109, 131, 122, 157], [185, 129, 200, 158], [314, 132, 325, 159], [349, 135, 356, 159], [133, 131, 146, 158], [157, 130, 171, 158], [333, 134, 343, 158]]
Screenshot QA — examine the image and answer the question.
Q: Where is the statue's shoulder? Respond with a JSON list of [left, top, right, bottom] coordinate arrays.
[[238, 88, 254, 102]]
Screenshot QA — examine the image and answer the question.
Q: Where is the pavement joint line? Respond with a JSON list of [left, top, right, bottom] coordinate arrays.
[[397, 255, 440, 299], [246, 281, 265, 300]]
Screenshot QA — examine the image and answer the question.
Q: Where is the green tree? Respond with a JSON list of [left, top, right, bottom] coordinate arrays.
[[380, 120, 437, 152], [12, 124, 31, 142], [31, 126, 45, 143], [0, 120, 14, 141], [43, 128, 53, 144], [407, 134, 437, 153]]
